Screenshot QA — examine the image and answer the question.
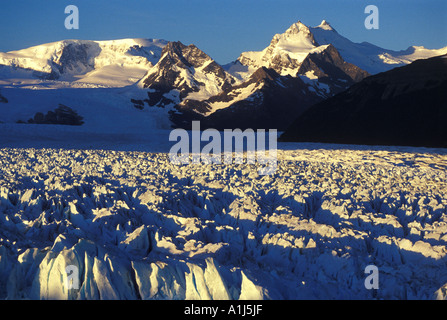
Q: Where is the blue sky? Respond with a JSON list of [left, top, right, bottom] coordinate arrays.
[[1, 0, 446, 64]]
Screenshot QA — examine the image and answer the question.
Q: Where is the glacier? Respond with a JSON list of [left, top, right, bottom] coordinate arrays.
[[0, 129, 446, 300]]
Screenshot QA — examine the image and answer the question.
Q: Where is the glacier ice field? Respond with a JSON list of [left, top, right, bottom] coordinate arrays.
[[0, 140, 447, 300]]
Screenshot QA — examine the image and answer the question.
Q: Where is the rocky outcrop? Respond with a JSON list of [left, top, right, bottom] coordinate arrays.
[[297, 44, 370, 95], [141, 41, 235, 109], [27, 104, 84, 126]]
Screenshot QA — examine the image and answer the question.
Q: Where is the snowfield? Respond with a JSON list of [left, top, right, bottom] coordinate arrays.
[[1, 138, 447, 300]]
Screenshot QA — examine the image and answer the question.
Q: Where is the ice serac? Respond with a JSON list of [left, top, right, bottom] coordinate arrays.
[[0, 146, 447, 300], [29, 241, 84, 300], [280, 54, 447, 148], [119, 225, 151, 256], [132, 260, 185, 299], [435, 283, 447, 300], [203, 258, 231, 300], [239, 271, 268, 300], [132, 258, 232, 300], [185, 258, 231, 300]]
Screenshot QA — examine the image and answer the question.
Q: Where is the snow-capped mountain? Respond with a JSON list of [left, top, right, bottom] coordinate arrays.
[[225, 20, 369, 98], [0, 38, 167, 87], [1, 19, 446, 131], [237, 21, 321, 77], [168, 20, 445, 130], [126, 37, 368, 129], [165, 21, 446, 130], [190, 43, 371, 131], [138, 41, 236, 113], [166, 21, 370, 129], [0, 38, 175, 132], [309, 20, 447, 74], [237, 20, 447, 75]]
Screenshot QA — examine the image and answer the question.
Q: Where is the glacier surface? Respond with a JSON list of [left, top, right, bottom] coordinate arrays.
[[0, 131, 447, 300]]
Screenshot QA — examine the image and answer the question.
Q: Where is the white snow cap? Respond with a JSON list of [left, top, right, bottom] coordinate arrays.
[[317, 20, 334, 31], [285, 20, 311, 34]]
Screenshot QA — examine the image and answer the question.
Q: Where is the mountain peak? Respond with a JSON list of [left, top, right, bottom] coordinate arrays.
[[236, 20, 320, 75], [158, 40, 214, 70], [316, 20, 335, 31], [0, 38, 167, 85], [285, 20, 312, 35], [270, 20, 318, 48]]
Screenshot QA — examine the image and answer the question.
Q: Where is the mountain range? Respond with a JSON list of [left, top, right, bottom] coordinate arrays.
[[280, 54, 447, 148], [1, 20, 446, 136]]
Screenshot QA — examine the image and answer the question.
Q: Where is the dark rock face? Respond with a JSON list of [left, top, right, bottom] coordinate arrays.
[[27, 104, 84, 126], [190, 67, 324, 131], [0, 90, 7, 103], [142, 41, 235, 109], [36, 42, 99, 80], [280, 55, 447, 148], [53, 43, 95, 75], [297, 44, 370, 95]]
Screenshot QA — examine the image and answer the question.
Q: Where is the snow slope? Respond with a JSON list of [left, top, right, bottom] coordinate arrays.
[[0, 131, 447, 299], [0, 84, 174, 131], [0, 39, 167, 87], [0, 38, 177, 131]]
